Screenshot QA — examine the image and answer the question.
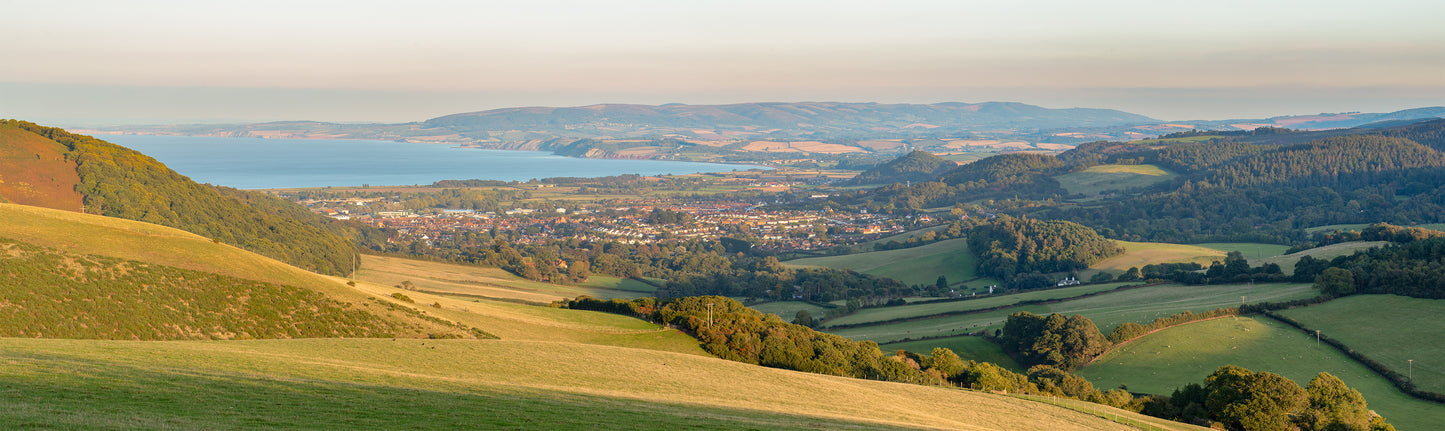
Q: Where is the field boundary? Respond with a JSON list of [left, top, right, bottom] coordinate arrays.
[[823, 282, 1163, 330], [1263, 311, 1445, 405], [1084, 313, 1237, 367]]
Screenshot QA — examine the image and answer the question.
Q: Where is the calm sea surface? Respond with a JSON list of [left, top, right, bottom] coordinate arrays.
[[100, 134, 765, 189]]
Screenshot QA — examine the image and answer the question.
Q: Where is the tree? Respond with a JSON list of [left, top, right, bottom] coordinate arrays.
[[1315, 267, 1356, 297], [792, 309, 815, 328], [1205, 366, 1308, 431], [1303, 372, 1372, 431], [936, 275, 949, 291]]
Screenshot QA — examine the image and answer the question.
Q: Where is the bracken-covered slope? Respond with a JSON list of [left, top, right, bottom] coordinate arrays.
[[0, 120, 361, 276]]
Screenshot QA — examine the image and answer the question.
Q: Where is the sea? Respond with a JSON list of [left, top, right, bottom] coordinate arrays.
[[99, 134, 766, 189]]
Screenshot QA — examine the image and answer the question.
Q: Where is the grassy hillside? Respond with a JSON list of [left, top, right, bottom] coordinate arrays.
[[0, 121, 360, 276], [0, 123, 82, 211], [1190, 242, 1291, 259], [786, 237, 990, 288], [0, 337, 1198, 431], [880, 336, 1022, 371], [0, 203, 478, 339], [1054, 163, 1175, 196], [1258, 241, 1389, 275], [356, 254, 653, 304], [1091, 241, 1226, 271], [1278, 295, 1445, 394], [830, 282, 1316, 343], [1077, 316, 1444, 431]]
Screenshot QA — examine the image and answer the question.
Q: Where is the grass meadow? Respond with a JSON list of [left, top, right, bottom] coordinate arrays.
[[1257, 241, 1388, 275], [0, 338, 1169, 431], [829, 283, 1317, 343], [785, 237, 991, 288], [1191, 242, 1292, 260], [824, 282, 1137, 327], [357, 254, 654, 304], [1278, 295, 1445, 394], [1054, 164, 1175, 196], [745, 300, 833, 321], [1077, 316, 1444, 431], [1091, 241, 1226, 271]]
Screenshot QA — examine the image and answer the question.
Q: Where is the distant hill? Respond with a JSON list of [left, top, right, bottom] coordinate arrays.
[[0, 120, 361, 276], [426, 101, 1158, 136], [840, 150, 955, 186]]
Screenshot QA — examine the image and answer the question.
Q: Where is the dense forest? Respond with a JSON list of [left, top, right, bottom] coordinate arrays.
[[967, 215, 1124, 285], [838, 150, 954, 186], [2, 121, 363, 276]]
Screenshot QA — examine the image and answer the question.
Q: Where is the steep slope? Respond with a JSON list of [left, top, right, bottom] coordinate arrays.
[[0, 121, 360, 275], [0, 203, 479, 339], [840, 150, 955, 186], [0, 123, 82, 210]]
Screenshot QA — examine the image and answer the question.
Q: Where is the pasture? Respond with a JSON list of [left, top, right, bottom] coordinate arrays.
[[1190, 242, 1291, 260], [829, 282, 1317, 343], [1054, 164, 1175, 196], [745, 300, 833, 321], [825, 282, 1137, 327], [1091, 241, 1226, 271], [0, 338, 1162, 431], [1257, 241, 1387, 275], [785, 237, 989, 288], [1077, 317, 1443, 431], [1278, 295, 1445, 394]]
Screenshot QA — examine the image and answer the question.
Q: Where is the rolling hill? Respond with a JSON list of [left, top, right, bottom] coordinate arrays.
[[0, 201, 1201, 430], [0, 120, 364, 276]]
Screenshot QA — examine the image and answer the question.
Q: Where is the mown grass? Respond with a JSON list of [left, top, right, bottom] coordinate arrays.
[[0, 338, 1147, 431], [1054, 164, 1175, 196], [1076, 316, 1444, 431], [1258, 241, 1387, 275], [880, 336, 1023, 371], [785, 237, 988, 288], [829, 283, 1317, 343], [824, 282, 1137, 327], [1091, 241, 1226, 271], [1278, 295, 1445, 394]]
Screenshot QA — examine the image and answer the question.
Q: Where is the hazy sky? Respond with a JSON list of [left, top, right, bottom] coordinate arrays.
[[3, 0, 1442, 124]]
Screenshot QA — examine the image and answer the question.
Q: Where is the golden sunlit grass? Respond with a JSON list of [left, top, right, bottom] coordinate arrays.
[[1091, 241, 1226, 271], [0, 337, 1191, 431]]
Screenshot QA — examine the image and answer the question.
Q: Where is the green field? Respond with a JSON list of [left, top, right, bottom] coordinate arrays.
[[1257, 241, 1387, 275], [745, 300, 833, 321], [1054, 164, 1175, 196], [880, 336, 1022, 371], [829, 283, 1318, 343], [358, 255, 654, 303], [1077, 316, 1444, 431], [1190, 242, 1291, 260], [1278, 295, 1445, 394], [859, 224, 950, 250], [825, 282, 1137, 327], [1091, 241, 1226, 271], [785, 237, 991, 288]]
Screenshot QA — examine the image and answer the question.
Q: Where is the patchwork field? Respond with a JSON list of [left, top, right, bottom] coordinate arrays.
[[1091, 241, 1227, 271], [1054, 164, 1175, 196], [1077, 316, 1443, 431], [785, 237, 990, 288], [829, 282, 1317, 343], [1277, 295, 1445, 394]]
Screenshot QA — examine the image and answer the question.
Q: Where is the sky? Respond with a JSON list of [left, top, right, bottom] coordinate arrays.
[[2, 0, 1442, 125]]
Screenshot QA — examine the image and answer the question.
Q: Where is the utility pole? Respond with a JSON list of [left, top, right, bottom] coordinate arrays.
[[1409, 359, 1414, 381], [1315, 330, 1320, 349]]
